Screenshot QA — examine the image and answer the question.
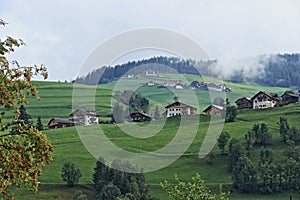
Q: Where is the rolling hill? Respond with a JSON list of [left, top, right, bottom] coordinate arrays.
[[25, 73, 289, 126], [11, 76, 300, 199]]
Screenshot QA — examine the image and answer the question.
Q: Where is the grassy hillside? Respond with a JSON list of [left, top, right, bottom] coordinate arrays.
[[97, 73, 288, 111], [13, 103, 300, 199], [25, 74, 288, 126], [10, 78, 299, 199], [25, 81, 113, 124]]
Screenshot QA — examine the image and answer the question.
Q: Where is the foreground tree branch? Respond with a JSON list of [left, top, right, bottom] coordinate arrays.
[[0, 19, 53, 200]]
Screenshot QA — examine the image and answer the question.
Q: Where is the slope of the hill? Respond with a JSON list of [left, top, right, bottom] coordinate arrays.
[[22, 75, 289, 128], [14, 102, 300, 200]]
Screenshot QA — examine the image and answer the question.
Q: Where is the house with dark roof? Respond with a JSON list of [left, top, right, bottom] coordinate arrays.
[[281, 92, 300, 104], [48, 118, 74, 129], [130, 112, 152, 122], [251, 91, 279, 109], [165, 101, 197, 118], [235, 97, 253, 109], [70, 108, 99, 126], [203, 104, 224, 115]]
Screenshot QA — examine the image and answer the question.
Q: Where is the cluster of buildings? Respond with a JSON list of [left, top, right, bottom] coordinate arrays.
[[48, 101, 200, 129], [48, 108, 99, 129], [145, 80, 185, 89], [235, 91, 300, 110], [145, 80, 232, 92], [48, 90, 299, 128], [120, 101, 198, 123], [190, 81, 232, 92]]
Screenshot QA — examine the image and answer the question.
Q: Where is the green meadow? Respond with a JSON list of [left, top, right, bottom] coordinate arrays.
[[26, 74, 288, 124], [10, 76, 300, 199]]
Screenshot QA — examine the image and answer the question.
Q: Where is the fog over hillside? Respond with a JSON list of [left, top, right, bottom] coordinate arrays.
[[75, 53, 300, 88]]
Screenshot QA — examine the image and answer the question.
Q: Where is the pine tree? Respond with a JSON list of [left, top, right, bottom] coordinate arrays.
[[36, 116, 44, 130], [18, 104, 32, 126], [217, 131, 230, 154], [227, 138, 246, 172], [232, 155, 257, 192]]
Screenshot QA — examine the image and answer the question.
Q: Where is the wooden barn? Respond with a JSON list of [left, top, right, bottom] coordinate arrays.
[[130, 112, 152, 122], [48, 118, 74, 129], [203, 104, 224, 115], [235, 97, 253, 109], [281, 92, 299, 104]]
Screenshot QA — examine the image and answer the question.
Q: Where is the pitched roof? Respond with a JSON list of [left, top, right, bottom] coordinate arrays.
[[165, 101, 197, 109], [251, 91, 279, 101], [48, 118, 73, 125], [281, 92, 299, 98], [130, 112, 152, 118], [235, 96, 252, 103], [69, 108, 98, 116], [202, 104, 224, 112]]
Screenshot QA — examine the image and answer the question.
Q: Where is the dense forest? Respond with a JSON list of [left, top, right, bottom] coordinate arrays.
[[75, 54, 300, 88], [229, 53, 300, 88], [74, 56, 217, 85]]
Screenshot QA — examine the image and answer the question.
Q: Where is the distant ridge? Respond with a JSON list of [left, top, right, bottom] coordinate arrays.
[[74, 56, 217, 85], [74, 53, 300, 88]]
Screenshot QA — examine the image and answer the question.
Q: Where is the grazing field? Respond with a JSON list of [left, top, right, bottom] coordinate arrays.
[[26, 74, 288, 126], [10, 79, 300, 199], [25, 81, 113, 124], [14, 104, 300, 199]]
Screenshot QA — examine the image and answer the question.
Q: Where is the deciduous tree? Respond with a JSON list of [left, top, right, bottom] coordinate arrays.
[[0, 19, 53, 199], [161, 173, 230, 200], [61, 162, 82, 186], [217, 131, 230, 155]]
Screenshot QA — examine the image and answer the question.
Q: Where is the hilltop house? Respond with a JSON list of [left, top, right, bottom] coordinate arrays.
[[235, 97, 253, 109], [48, 118, 74, 129], [130, 112, 152, 122], [145, 71, 158, 77], [175, 84, 184, 89], [145, 81, 156, 86], [164, 80, 184, 87], [281, 92, 300, 104], [203, 104, 224, 115], [165, 101, 197, 118], [70, 108, 99, 126], [251, 91, 279, 109]]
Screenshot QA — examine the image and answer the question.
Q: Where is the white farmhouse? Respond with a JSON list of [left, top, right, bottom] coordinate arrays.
[[70, 108, 99, 126], [165, 101, 197, 118], [251, 91, 279, 109]]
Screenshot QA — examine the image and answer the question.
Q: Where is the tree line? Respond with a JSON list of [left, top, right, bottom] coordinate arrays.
[[93, 158, 156, 200], [75, 53, 300, 88], [74, 56, 217, 85]]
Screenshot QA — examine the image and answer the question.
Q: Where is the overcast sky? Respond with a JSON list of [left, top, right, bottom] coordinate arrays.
[[1, 0, 300, 81]]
